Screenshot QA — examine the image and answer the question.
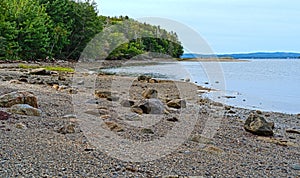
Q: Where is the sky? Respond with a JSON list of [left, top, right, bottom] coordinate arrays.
[[96, 0, 300, 54]]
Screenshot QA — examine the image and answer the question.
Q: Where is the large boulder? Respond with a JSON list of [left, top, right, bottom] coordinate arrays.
[[244, 113, 274, 136], [135, 99, 165, 114], [167, 99, 187, 109], [142, 88, 158, 99], [9, 104, 42, 116], [0, 91, 38, 108]]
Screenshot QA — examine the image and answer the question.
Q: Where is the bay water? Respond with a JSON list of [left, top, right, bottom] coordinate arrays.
[[103, 59, 300, 114]]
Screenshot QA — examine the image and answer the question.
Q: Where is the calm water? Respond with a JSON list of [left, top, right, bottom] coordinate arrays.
[[103, 59, 300, 114]]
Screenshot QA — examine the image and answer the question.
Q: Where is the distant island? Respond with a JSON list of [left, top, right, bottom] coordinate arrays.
[[181, 52, 300, 59]]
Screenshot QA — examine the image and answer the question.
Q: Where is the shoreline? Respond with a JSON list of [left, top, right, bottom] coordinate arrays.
[[0, 62, 299, 177], [178, 58, 249, 62]]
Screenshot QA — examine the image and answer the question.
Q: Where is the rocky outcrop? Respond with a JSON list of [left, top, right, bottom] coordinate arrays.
[[167, 99, 186, 109], [9, 104, 42, 116], [244, 113, 274, 136], [0, 91, 38, 108]]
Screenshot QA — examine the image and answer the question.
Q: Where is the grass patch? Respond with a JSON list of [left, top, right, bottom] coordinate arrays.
[[18, 64, 74, 72]]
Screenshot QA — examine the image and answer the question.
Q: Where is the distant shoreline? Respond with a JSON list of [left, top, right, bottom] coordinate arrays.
[[178, 58, 248, 62]]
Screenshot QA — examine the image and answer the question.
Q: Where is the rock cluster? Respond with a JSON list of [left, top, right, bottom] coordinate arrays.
[[0, 91, 41, 116]]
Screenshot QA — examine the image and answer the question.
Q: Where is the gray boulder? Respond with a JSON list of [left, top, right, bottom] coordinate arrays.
[[244, 113, 274, 136], [136, 99, 165, 114], [9, 104, 42, 116]]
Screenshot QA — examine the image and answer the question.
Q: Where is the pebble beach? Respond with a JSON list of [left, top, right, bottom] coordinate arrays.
[[0, 61, 299, 177]]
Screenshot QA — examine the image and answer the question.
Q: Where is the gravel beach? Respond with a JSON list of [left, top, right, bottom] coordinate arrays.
[[0, 62, 299, 177]]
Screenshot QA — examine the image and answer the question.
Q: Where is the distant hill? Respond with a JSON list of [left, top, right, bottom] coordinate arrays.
[[181, 52, 300, 59]]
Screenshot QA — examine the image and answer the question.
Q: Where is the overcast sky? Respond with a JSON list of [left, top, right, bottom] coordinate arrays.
[[96, 0, 300, 54]]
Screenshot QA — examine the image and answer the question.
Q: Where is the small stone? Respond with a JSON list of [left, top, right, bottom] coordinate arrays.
[[256, 110, 263, 114], [228, 110, 236, 114], [0, 111, 10, 120], [167, 99, 186, 109], [57, 124, 76, 134], [190, 135, 213, 144], [58, 85, 68, 91], [185, 78, 191, 82], [141, 128, 154, 134], [62, 114, 77, 119], [137, 75, 151, 82], [53, 84, 59, 90], [162, 175, 179, 178], [131, 107, 143, 115], [58, 75, 66, 81], [9, 104, 42, 116], [224, 106, 231, 110], [95, 90, 112, 98], [203, 145, 224, 155], [120, 100, 135, 107], [18, 78, 28, 83], [16, 123, 27, 129], [77, 80, 84, 85], [149, 78, 158, 83], [166, 117, 179, 122], [9, 80, 22, 84], [68, 88, 78, 94], [29, 68, 51, 75], [291, 164, 300, 170], [104, 121, 124, 132], [100, 115, 111, 120], [98, 109, 109, 115], [124, 113, 141, 121], [107, 96, 119, 101], [142, 88, 158, 99], [84, 110, 100, 116], [286, 129, 300, 134]]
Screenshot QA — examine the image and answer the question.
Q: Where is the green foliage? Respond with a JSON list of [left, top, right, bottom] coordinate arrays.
[[1, 1, 183, 61], [0, 0, 51, 60], [100, 18, 184, 60], [39, 0, 103, 60]]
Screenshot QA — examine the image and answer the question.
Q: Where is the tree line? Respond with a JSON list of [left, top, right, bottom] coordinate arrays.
[[0, 0, 184, 61]]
